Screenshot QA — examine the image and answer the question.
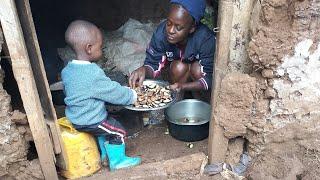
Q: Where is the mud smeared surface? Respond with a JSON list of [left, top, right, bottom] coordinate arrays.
[[248, 0, 320, 72], [247, 117, 320, 179], [216, 73, 257, 139], [215, 72, 270, 156], [248, 0, 320, 178], [216, 0, 320, 178], [270, 39, 320, 127]]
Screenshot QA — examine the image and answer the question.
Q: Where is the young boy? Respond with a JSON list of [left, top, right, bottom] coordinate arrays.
[[61, 20, 141, 171]]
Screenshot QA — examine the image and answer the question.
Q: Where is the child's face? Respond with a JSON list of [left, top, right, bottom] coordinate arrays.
[[89, 30, 103, 61], [166, 5, 195, 45]]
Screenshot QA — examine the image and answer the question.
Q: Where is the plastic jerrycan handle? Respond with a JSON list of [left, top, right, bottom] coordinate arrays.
[[58, 118, 77, 133]]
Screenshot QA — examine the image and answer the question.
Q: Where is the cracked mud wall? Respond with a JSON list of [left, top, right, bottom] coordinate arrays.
[[214, 0, 320, 178], [0, 27, 44, 180], [270, 39, 320, 126]]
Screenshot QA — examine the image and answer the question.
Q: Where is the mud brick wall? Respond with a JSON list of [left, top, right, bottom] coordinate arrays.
[[214, 0, 320, 179], [247, 0, 320, 178]]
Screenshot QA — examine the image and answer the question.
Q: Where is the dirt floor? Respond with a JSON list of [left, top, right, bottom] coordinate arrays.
[[84, 122, 210, 179], [126, 123, 208, 164], [55, 105, 209, 163], [54, 105, 219, 179]]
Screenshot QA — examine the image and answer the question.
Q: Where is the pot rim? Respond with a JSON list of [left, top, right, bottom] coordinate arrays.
[[165, 99, 211, 125]]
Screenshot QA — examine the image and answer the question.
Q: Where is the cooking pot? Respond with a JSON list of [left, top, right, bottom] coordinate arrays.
[[165, 99, 211, 142]]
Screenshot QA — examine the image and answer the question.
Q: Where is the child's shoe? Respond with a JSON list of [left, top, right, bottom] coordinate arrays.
[[105, 142, 141, 171]]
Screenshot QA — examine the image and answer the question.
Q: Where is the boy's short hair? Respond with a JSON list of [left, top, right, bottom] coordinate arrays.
[[65, 20, 99, 50]]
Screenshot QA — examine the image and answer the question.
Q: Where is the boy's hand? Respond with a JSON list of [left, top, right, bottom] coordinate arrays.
[[169, 82, 183, 92], [129, 67, 146, 88]]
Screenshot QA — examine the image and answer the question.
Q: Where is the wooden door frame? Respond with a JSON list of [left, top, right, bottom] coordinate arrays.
[[0, 0, 65, 179], [208, 0, 234, 164]]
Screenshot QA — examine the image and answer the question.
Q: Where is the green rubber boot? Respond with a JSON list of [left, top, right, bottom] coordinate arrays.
[[105, 142, 141, 171]]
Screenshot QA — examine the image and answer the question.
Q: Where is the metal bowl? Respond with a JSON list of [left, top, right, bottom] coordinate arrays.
[[124, 79, 177, 111], [165, 99, 212, 142]]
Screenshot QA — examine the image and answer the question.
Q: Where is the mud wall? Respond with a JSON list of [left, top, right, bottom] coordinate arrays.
[[0, 28, 44, 180], [247, 0, 320, 178], [215, 0, 320, 179]]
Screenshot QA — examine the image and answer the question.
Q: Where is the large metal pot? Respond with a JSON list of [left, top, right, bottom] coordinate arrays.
[[165, 99, 211, 142]]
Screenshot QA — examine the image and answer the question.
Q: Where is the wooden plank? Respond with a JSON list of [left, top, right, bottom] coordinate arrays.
[[0, 0, 59, 179], [83, 152, 208, 180], [15, 0, 59, 153], [14, 0, 68, 169], [208, 0, 234, 164]]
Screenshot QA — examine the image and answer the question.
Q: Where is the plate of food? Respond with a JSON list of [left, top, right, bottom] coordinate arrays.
[[125, 80, 177, 111]]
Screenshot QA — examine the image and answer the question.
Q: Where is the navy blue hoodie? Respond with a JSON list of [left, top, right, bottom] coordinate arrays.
[[144, 21, 215, 90]]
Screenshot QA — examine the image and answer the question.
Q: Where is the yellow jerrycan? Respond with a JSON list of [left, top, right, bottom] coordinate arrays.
[[58, 117, 101, 179]]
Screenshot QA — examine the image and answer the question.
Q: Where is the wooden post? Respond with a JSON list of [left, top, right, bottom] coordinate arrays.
[[0, 0, 59, 179], [208, 0, 234, 163], [229, 0, 256, 73], [15, 0, 68, 169]]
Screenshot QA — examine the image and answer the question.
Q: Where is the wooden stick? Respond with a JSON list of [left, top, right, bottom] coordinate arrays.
[[0, 1, 58, 179], [208, 0, 234, 164]]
